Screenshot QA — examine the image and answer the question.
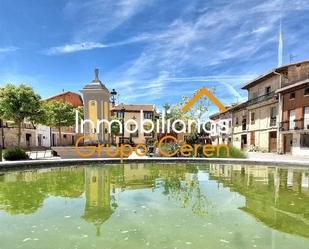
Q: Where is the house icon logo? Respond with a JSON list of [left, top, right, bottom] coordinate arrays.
[[181, 87, 227, 113]]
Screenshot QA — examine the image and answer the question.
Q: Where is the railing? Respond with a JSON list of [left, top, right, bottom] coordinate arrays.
[[280, 118, 309, 131], [247, 91, 276, 106]]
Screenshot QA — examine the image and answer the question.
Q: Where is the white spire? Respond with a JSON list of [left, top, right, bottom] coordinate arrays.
[[278, 20, 283, 67]]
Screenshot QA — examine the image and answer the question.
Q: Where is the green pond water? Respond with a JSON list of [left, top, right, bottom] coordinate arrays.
[[0, 164, 309, 249]]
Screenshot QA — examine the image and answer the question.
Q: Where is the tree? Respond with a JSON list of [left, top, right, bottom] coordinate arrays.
[[0, 84, 44, 147], [110, 115, 121, 144], [44, 101, 75, 146]]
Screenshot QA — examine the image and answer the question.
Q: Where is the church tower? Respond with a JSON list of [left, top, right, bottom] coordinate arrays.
[[81, 69, 110, 143]]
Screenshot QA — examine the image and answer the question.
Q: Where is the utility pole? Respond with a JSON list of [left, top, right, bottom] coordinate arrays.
[[290, 54, 297, 63]]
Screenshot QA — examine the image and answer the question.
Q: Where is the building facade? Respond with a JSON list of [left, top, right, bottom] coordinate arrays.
[[209, 107, 233, 145], [210, 60, 309, 154], [233, 73, 280, 152], [111, 104, 156, 144], [278, 80, 309, 155]]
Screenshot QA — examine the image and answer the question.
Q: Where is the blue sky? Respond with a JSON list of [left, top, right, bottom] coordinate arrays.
[[0, 0, 309, 113]]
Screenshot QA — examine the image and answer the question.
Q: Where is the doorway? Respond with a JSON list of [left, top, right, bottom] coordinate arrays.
[[250, 131, 255, 146], [38, 134, 42, 147], [269, 131, 277, 152], [241, 134, 247, 150], [26, 133, 31, 147], [52, 133, 56, 146], [284, 133, 293, 154]]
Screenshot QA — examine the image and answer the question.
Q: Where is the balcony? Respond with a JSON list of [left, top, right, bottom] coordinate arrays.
[[247, 91, 276, 107], [280, 118, 309, 131]]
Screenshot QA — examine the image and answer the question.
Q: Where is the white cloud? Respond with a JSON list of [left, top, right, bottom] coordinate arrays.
[[63, 0, 153, 41], [44, 42, 106, 55], [0, 46, 19, 53], [44, 33, 152, 55]]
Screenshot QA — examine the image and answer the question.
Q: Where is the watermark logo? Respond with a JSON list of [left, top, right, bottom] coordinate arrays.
[[181, 87, 227, 113], [75, 86, 230, 161]]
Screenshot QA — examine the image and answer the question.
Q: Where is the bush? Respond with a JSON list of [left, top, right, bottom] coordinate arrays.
[[215, 146, 247, 158], [195, 145, 247, 158], [3, 147, 29, 161]]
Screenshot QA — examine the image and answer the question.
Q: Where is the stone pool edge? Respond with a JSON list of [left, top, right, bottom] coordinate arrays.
[[0, 157, 308, 171]]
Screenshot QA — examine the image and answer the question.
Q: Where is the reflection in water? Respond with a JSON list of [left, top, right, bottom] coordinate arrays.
[[0, 163, 308, 244], [208, 164, 309, 238], [0, 167, 84, 214], [82, 167, 116, 236]]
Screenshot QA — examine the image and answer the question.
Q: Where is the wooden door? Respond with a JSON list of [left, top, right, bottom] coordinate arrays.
[[250, 131, 255, 145], [269, 131, 277, 152], [284, 134, 293, 154]]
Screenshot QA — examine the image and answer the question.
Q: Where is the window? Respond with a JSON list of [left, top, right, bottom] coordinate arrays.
[[265, 86, 271, 94], [242, 116, 247, 131], [144, 112, 152, 119], [130, 124, 138, 137], [270, 106, 277, 126], [289, 109, 296, 130], [290, 92, 296, 99], [300, 134, 309, 147], [305, 88, 309, 96], [228, 120, 232, 128], [63, 134, 67, 138], [304, 107, 309, 130], [235, 117, 239, 125], [116, 111, 124, 119], [250, 112, 255, 124]]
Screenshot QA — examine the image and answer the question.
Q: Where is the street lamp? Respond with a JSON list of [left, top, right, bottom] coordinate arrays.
[[121, 106, 125, 144], [110, 89, 117, 106]]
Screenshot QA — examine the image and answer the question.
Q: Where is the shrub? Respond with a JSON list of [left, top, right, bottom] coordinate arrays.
[[185, 133, 198, 145], [3, 147, 29, 161], [195, 145, 247, 158], [210, 145, 246, 158]]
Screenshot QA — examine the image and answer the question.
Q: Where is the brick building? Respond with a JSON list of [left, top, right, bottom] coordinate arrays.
[[45, 91, 83, 146], [277, 80, 309, 155], [45, 91, 83, 108]]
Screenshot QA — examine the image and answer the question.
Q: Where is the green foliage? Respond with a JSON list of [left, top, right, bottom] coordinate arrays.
[[206, 146, 247, 158], [76, 106, 84, 121], [44, 101, 75, 146], [110, 115, 121, 135], [0, 84, 44, 146], [3, 147, 29, 161], [44, 101, 75, 128], [185, 133, 198, 145]]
